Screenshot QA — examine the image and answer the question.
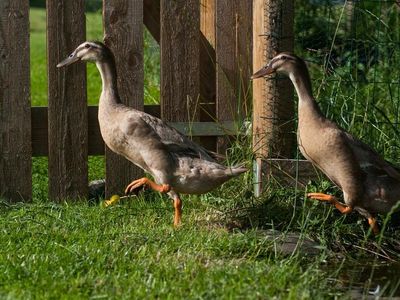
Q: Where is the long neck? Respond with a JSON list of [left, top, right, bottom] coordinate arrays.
[[289, 66, 324, 120], [96, 58, 121, 105]]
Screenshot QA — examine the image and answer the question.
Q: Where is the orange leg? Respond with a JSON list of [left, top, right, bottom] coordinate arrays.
[[307, 193, 380, 235], [125, 178, 182, 227], [307, 193, 353, 214], [173, 197, 182, 227], [368, 217, 379, 235], [125, 177, 171, 195]]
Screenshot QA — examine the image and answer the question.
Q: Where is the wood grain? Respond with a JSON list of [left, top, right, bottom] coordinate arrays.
[[47, 0, 88, 201], [252, 0, 295, 159], [161, 0, 201, 124], [103, 0, 144, 197], [216, 0, 252, 153], [200, 0, 215, 48], [0, 0, 32, 201], [252, 0, 295, 195]]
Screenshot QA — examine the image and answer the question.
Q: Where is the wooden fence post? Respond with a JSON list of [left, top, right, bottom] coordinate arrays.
[[161, 0, 200, 123], [252, 0, 295, 196], [103, 0, 144, 197], [0, 0, 32, 201], [216, 0, 252, 153], [47, 0, 88, 201]]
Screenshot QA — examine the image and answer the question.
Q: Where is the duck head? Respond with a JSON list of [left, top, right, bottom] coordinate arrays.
[[252, 52, 305, 79], [57, 41, 111, 67]]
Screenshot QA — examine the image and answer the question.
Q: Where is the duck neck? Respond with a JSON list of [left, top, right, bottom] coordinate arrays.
[[288, 67, 324, 122], [96, 58, 121, 105]]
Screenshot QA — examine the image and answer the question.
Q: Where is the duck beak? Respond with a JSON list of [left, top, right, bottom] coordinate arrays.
[[57, 53, 80, 68], [251, 65, 275, 79]]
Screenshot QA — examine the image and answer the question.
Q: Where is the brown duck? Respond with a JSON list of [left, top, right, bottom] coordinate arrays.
[[252, 53, 400, 234], [57, 41, 247, 226]]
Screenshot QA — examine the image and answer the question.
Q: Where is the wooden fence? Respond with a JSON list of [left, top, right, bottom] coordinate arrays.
[[0, 0, 254, 201]]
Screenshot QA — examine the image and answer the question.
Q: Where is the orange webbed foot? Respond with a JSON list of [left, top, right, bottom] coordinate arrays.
[[307, 192, 353, 214], [125, 177, 171, 195]]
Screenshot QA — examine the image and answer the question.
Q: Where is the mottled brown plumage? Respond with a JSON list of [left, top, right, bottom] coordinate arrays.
[[253, 53, 400, 234], [57, 41, 247, 226]]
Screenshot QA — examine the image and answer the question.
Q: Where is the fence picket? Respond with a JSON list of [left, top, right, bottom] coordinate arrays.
[[216, 0, 252, 153], [103, 0, 144, 197], [47, 0, 88, 201], [0, 0, 32, 201], [161, 0, 200, 123]]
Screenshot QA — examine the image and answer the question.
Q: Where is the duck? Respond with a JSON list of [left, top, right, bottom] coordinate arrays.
[[252, 52, 400, 234], [57, 41, 247, 227]]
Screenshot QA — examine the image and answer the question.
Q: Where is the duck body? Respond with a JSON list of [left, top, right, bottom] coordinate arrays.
[[98, 98, 242, 195], [253, 53, 400, 232], [297, 99, 366, 211], [298, 108, 400, 218], [58, 41, 247, 226]]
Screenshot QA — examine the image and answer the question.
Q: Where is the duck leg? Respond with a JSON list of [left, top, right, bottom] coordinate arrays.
[[173, 197, 182, 227], [125, 178, 182, 227], [307, 193, 353, 214], [308, 193, 380, 235], [125, 177, 171, 194]]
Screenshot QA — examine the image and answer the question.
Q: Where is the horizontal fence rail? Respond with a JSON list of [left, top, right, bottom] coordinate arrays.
[[31, 106, 238, 156]]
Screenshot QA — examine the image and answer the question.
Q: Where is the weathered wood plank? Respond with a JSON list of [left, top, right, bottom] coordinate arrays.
[[0, 0, 32, 201], [47, 0, 88, 201], [262, 159, 323, 188], [216, 0, 252, 153], [253, 0, 295, 195], [199, 0, 217, 151], [103, 0, 144, 197], [161, 0, 200, 123], [200, 0, 215, 48], [31, 106, 234, 156]]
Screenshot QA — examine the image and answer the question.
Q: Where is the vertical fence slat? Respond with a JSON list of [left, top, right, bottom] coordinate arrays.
[[252, 0, 294, 196], [0, 0, 31, 201], [200, 0, 215, 48], [216, 0, 252, 153], [161, 0, 200, 122], [199, 0, 216, 151], [145, 0, 215, 150], [47, 0, 88, 201], [103, 0, 144, 197]]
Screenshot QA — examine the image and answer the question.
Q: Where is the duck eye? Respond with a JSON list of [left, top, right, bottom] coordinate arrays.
[[281, 55, 287, 60], [85, 44, 91, 49], [69, 54, 73, 57]]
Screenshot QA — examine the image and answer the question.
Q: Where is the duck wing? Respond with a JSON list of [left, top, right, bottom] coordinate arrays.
[[138, 111, 215, 162], [343, 132, 400, 181]]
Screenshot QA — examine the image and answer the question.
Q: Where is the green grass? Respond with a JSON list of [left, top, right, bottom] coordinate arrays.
[[6, 5, 398, 299], [0, 199, 329, 299]]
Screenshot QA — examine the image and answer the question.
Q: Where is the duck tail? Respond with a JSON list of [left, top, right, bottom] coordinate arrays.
[[228, 163, 248, 176]]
